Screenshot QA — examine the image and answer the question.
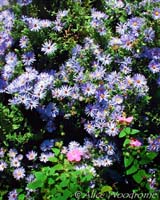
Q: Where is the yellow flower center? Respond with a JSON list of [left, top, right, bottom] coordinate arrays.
[[133, 22, 137, 26], [155, 11, 159, 16]]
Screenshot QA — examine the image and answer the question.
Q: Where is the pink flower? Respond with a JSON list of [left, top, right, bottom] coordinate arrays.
[[67, 149, 83, 162], [130, 138, 142, 147], [117, 116, 133, 124]]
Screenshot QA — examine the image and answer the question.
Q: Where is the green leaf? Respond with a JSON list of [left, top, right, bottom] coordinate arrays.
[[18, 194, 25, 200], [35, 172, 46, 181], [130, 129, 140, 135], [124, 127, 131, 134], [50, 188, 57, 196], [126, 161, 139, 175], [119, 128, 140, 138], [119, 16, 126, 22], [100, 186, 112, 193], [146, 152, 158, 160], [53, 148, 60, 156], [62, 190, 72, 199], [59, 179, 70, 188], [140, 152, 158, 165], [59, 154, 63, 160], [124, 156, 134, 168], [123, 138, 130, 147], [69, 183, 78, 192], [49, 157, 58, 163], [119, 127, 131, 138], [59, 173, 68, 181], [48, 178, 55, 185], [119, 129, 127, 138], [42, 167, 50, 174], [55, 185, 64, 193], [81, 174, 93, 182], [54, 193, 63, 200], [53, 164, 64, 171], [27, 180, 44, 190], [12, 124, 20, 130], [133, 170, 146, 184]]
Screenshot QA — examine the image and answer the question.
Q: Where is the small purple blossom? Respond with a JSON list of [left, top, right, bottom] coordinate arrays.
[[58, 85, 73, 98], [147, 136, 160, 152], [152, 8, 160, 20], [144, 28, 155, 42], [128, 17, 144, 30], [8, 149, 17, 158], [26, 150, 37, 160], [5, 52, 17, 66], [41, 40, 57, 55], [13, 167, 25, 180], [84, 121, 96, 135], [148, 177, 157, 190], [26, 174, 35, 183], [8, 189, 18, 200], [46, 120, 56, 133], [133, 74, 147, 88], [41, 19, 52, 28], [19, 36, 29, 48], [0, 160, 7, 171], [22, 51, 36, 66], [40, 139, 55, 152], [81, 82, 96, 96], [105, 121, 119, 137], [92, 156, 113, 167], [44, 103, 59, 118], [148, 60, 160, 73], [10, 157, 21, 168], [28, 18, 41, 31], [0, 147, 6, 158], [112, 95, 123, 105], [39, 152, 54, 163], [120, 34, 136, 50]]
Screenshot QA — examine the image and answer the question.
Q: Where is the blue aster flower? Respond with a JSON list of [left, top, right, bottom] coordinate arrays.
[[40, 139, 55, 152], [22, 51, 36, 66], [152, 8, 160, 20], [144, 27, 155, 42], [8, 189, 18, 200], [0, 78, 7, 92], [128, 17, 145, 31], [147, 136, 160, 152], [148, 60, 160, 73], [41, 40, 57, 55], [19, 36, 29, 48], [46, 120, 56, 133]]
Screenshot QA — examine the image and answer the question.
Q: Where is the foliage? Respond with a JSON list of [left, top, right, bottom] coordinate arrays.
[[27, 147, 94, 200], [120, 127, 159, 193], [0, 103, 33, 147]]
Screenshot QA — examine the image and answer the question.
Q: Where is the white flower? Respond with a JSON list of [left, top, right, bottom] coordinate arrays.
[[26, 150, 37, 160], [41, 40, 57, 55], [10, 157, 21, 168], [13, 167, 25, 180], [0, 161, 7, 171]]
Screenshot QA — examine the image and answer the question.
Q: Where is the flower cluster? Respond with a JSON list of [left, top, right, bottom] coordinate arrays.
[[0, 9, 14, 56], [5, 67, 54, 109], [0, 138, 56, 198], [62, 138, 118, 169], [147, 136, 160, 152]]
